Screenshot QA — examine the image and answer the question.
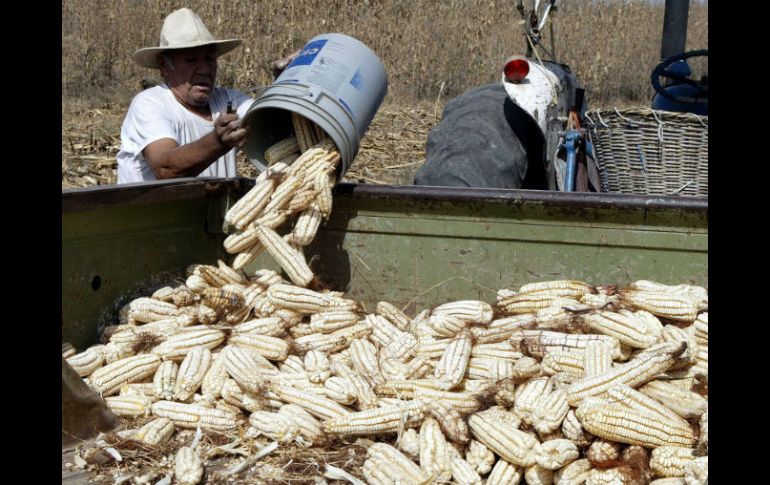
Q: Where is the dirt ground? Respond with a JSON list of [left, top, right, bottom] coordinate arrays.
[[61, 99, 443, 189]]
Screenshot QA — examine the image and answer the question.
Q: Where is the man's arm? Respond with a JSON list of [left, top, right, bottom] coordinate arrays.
[[143, 113, 247, 179]]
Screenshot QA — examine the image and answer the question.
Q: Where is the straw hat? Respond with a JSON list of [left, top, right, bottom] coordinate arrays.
[[133, 8, 242, 69]]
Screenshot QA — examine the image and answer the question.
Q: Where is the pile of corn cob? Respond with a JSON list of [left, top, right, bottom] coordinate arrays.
[[64, 114, 709, 485], [65, 276, 708, 484]]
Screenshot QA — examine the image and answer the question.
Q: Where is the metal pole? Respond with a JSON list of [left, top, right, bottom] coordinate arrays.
[[661, 0, 690, 61]]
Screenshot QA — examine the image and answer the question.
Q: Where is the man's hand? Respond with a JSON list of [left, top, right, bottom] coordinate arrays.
[[215, 113, 248, 149], [270, 49, 302, 79]]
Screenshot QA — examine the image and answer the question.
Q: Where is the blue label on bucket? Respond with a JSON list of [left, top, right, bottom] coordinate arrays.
[[289, 39, 328, 67], [349, 69, 364, 90]]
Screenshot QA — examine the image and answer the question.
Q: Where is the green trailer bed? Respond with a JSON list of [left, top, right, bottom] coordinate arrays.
[[62, 177, 707, 350]]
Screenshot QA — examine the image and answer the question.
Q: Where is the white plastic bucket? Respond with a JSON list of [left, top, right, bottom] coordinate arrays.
[[243, 33, 388, 178]]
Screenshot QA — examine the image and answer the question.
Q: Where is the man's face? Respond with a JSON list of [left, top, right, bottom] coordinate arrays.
[[160, 46, 218, 108]]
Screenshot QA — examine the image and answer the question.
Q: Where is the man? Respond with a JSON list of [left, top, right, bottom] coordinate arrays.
[[117, 8, 253, 183]]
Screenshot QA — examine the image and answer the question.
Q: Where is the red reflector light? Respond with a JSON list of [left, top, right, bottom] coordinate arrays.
[[504, 56, 530, 83]]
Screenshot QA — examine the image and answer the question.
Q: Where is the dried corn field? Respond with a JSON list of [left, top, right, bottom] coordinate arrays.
[[62, 0, 707, 189]]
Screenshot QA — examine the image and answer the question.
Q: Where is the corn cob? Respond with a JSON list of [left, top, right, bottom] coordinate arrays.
[[309, 310, 361, 334], [535, 300, 585, 330], [152, 285, 197, 307], [433, 300, 494, 324], [363, 443, 433, 485], [173, 347, 212, 401], [524, 465, 554, 485], [497, 290, 575, 315], [304, 350, 331, 383], [249, 410, 299, 443], [650, 447, 696, 478], [587, 439, 623, 467], [175, 446, 203, 485], [468, 411, 539, 467], [618, 289, 701, 323], [425, 399, 471, 443], [586, 466, 647, 485], [232, 317, 284, 338], [127, 297, 179, 324], [216, 260, 249, 284], [330, 361, 379, 409], [323, 399, 426, 436], [555, 459, 593, 485], [151, 400, 237, 431], [514, 376, 554, 425], [661, 325, 699, 369], [582, 341, 614, 377], [232, 241, 264, 271], [291, 112, 318, 152], [267, 284, 332, 314], [567, 342, 689, 405], [254, 224, 315, 287], [152, 327, 225, 361], [541, 349, 585, 377], [697, 406, 707, 455], [196, 352, 227, 398], [105, 394, 154, 418], [194, 304, 219, 325], [268, 382, 350, 420], [510, 356, 542, 380], [185, 274, 211, 294], [153, 360, 179, 400], [429, 312, 475, 338], [397, 427, 420, 458], [683, 456, 707, 485], [471, 314, 538, 344], [561, 409, 592, 446], [223, 345, 273, 395], [486, 459, 524, 485], [294, 322, 373, 354], [374, 378, 443, 399], [62, 342, 77, 359], [119, 382, 158, 399], [372, 301, 409, 331], [131, 417, 175, 447], [511, 330, 622, 360], [583, 310, 659, 349], [90, 354, 162, 396], [576, 398, 696, 448], [451, 455, 483, 485], [365, 314, 401, 347], [381, 332, 419, 364], [433, 329, 473, 389], [278, 404, 325, 445], [278, 355, 306, 375], [228, 333, 289, 361], [220, 379, 263, 412], [196, 265, 233, 288], [66, 348, 105, 377], [650, 479, 686, 485], [532, 389, 570, 434], [264, 136, 300, 164], [417, 335, 452, 359], [288, 205, 321, 247], [347, 338, 384, 386], [465, 440, 495, 476], [519, 280, 595, 296], [225, 171, 283, 230], [418, 417, 453, 481], [628, 281, 707, 307], [605, 385, 694, 437], [320, 376, 355, 405], [639, 380, 707, 419]]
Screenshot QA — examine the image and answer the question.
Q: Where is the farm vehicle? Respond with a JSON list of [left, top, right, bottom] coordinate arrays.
[[416, 0, 708, 195]]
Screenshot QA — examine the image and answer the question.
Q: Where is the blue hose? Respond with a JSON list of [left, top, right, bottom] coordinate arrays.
[[564, 130, 580, 192]]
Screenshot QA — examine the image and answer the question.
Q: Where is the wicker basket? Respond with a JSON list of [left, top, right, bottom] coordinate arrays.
[[585, 108, 708, 197]]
